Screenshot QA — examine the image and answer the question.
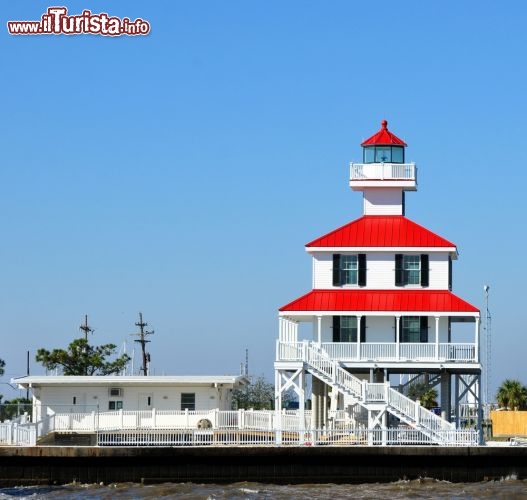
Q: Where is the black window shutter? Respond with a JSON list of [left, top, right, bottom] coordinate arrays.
[[332, 254, 341, 286], [420, 254, 429, 287], [360, 316, 366, 342], [420, 316, 428, 343], [395, 254, 403, 286], [448, 256, 452, 291], [332, 316, 340, 342], [358, 254, 367, 286]]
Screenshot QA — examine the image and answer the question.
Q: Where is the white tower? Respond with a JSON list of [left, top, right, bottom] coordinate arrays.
[[350, 119, 416, 216]]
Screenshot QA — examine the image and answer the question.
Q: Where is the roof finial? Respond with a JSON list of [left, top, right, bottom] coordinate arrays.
[[381, 119, 388, 129]]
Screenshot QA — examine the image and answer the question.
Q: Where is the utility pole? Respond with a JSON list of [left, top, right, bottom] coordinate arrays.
[[132, 312, 153, 376], [79, 315, 94, 376], [79, 314, 94, 341], [483, 285, 492, 406]]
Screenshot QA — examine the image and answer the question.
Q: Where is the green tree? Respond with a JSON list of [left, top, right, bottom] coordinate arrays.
[[0, 397, 32, 421], [232, 375, 274, 410], [36, 337, 130, 376], [407, 382, 438, 410], [496, 379, 527, 410]]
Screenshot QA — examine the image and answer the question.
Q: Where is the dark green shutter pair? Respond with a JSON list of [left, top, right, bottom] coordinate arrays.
[[332, 254, 366, 286], [332, 316, 366, 342], [395, 254, 429, 287]]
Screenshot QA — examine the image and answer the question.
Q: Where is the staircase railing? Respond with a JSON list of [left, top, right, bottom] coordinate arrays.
[[294, 341, 454, 443]]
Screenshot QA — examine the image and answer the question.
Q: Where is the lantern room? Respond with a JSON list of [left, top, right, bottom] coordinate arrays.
[[349, 119, 417, 196], [361, 119, 406, 163]]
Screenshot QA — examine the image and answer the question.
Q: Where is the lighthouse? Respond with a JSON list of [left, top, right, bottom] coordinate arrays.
[[275, 120, 481, 445]]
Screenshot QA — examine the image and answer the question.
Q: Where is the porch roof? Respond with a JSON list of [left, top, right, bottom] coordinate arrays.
[[12, 375, 249, 389], [279, 289, 479, 315]]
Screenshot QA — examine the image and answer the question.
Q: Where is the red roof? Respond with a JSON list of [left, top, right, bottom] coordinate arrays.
[[306, 216, 456, 249], [280, 289, 479, 313], [361, 119, 407, 146]]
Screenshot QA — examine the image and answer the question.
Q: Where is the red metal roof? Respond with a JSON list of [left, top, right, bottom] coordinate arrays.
[[280, 289, 479, 313], [306, 216, 456, 248], [361, 119, 407, 146]]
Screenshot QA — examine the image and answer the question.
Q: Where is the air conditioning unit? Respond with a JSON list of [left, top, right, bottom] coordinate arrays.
[[109, 388, 123, 397]]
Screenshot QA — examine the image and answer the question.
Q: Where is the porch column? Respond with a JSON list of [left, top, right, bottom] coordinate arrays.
[[357, 315, 362, 361], [317, 316, 322, 345], [435, 316, 440, 360], [298, 369, 306, 444], [395, 316, 400, 361], [274, 369, 282, 412], [440, 371, 451, 422], [311, 377, 320, 429], [475, 316, 480, 363]]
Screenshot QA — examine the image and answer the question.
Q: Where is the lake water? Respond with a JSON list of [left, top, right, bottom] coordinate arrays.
[[1, 478, 527, 499]]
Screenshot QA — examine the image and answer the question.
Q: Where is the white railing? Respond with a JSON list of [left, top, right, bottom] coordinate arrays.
[[0, 405, 475, 447], [301, 341, 456, 444], [349, 162, 416, 181], [400, 343, 436, 360], [96, 427, 478, 447], [0, 422, 37, 446], [364, 383, 386, 402], [360, 342, 397, 361], [313, 342, 477, 363]]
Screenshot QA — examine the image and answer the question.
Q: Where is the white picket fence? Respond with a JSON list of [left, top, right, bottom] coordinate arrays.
[[0, 421, 37, 446], [97, 427, 478, 447], [0, 408, 479, 447]]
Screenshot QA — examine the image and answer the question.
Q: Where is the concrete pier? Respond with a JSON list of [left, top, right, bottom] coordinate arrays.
[[0, 445, 525, 486]]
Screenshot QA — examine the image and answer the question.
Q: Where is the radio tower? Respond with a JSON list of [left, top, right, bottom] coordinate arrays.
[[483, 285, 492, 405], [132, 312, 154, 376]]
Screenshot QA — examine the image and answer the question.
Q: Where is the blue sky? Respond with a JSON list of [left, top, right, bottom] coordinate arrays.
[[1, 1, 525, 399]]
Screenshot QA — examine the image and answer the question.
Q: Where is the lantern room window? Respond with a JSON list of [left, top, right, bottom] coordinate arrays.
[[363, 145, 405, 164]]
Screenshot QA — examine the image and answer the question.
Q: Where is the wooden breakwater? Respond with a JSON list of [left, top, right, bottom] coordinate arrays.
[[0, 445, 525, 486]]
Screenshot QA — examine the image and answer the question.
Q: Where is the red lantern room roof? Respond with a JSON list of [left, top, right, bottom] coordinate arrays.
[[361, 119, 407, 147]]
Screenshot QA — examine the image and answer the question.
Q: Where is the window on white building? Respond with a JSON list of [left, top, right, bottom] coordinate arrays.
[[108, 400, 123, 410], [395, 254, 429, 287], [181, 393, 195, 411], [401, 316, 428, 343], [333, 316, 366, 342], [333, 254, 366, 286]]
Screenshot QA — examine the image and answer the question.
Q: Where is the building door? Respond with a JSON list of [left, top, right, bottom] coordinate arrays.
[[138, 393, 153, 411]]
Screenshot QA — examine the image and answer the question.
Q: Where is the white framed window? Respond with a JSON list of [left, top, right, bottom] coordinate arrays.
[[108, 401, 123, 410], [402, 316, 420, 342], [341, 255, 358, 285], [333, 254, 366, 287], [181, 393, 195, 411], [395, 254, 429, 287], [403, 255, 420, 285]]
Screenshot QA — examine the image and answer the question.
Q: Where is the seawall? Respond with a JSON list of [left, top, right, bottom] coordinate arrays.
[[0, 446, 526, 486]]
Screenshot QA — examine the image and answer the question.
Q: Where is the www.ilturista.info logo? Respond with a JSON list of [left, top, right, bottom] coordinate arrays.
[[7, 7, 150, 36]]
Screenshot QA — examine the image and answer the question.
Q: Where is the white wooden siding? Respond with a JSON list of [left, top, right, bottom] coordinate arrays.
[[312, 251, 451, 290], [34, 385, 231, 414], [317, 315, 452, 344], [363, 188, 404, 215]]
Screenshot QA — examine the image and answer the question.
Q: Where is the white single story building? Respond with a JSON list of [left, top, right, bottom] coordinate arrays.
[[13, 375, 249, 423]]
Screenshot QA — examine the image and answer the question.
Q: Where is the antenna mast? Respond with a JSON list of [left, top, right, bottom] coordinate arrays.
[[132, 312, 153, 376], [79, 314, 94, 341], [483, 285, 492, 405]]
